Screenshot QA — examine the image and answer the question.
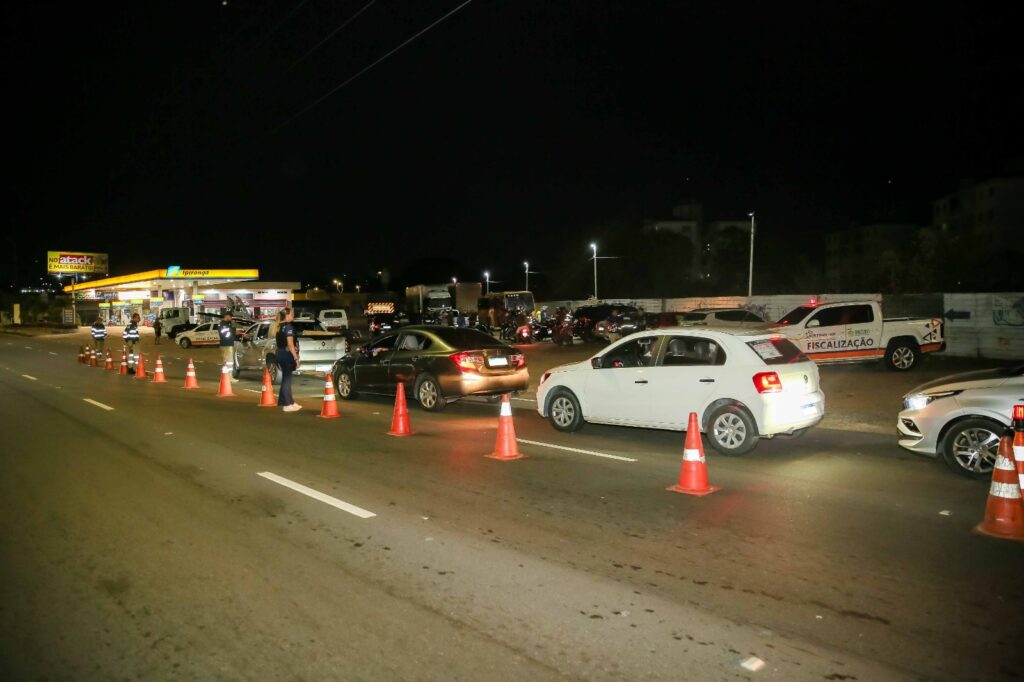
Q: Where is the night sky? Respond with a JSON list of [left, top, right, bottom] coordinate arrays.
[[5, 1, 1021, 296]]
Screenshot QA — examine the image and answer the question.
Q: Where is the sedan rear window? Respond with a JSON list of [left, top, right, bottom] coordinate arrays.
[[681, 312, 707, 321], [746, 338, 808, 365], [433, 327, 507, 348]]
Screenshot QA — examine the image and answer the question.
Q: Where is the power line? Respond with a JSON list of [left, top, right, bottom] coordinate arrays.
[[278, 0, 474, 130], [286, 0, 381, 73]]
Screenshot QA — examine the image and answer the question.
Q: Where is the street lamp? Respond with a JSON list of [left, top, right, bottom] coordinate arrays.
[[590, 243, 598, 299], [484, 271, 490, 295], [332, 278, 342, 293], [747, 212, 756, 297], [524, 261, 529, 291], [451, 277, 457, 285]]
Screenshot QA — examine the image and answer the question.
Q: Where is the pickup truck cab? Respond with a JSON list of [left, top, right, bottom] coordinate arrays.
[[234, 320, 362, 382], [318, 309, 349, 330], [773, 300, 944, 371]]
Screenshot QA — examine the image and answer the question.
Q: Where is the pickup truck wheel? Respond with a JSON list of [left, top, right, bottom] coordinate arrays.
[[885, 341, 917, 371], [941, 418, 1001, 478], [231, 365, 241, 380], [414, 375, 445, 412], [334, 370, 357, 400], [179, 337, 191, 349], [707, 405, 759, 456]]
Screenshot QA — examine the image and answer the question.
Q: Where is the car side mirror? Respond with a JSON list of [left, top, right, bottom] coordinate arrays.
[[591, 357, 604, 369], [806, 319, 820, 328]]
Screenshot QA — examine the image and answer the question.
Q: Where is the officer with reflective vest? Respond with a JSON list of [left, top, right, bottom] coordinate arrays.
[[123, 313, 141, 370], [217, 311, 239, 382], [90, 317, 107, 353]]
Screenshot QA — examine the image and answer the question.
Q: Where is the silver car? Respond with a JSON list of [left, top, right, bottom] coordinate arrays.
[[897, 364, 1024, 477]]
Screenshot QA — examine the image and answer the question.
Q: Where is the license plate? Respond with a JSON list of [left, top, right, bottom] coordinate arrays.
[[487, 356, 508, 368], [801, 402, 818, 416]]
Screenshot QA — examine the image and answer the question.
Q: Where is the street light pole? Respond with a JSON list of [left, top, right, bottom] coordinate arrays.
[[484, 271, 490, 295], [590, 243, 598, 299], [747, 212, 756, 297], [524, 262, 529, 291]]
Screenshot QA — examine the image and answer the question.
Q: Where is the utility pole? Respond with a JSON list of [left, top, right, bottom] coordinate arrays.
[[484, 271, 490, 295], [524, 261, 529, 291], [747, 212, 756, 297], [590, 243, 598, 299]]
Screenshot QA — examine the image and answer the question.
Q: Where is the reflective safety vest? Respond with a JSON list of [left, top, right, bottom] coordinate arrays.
[[123, 324, 140, 341], [91, 324, 107, 340]]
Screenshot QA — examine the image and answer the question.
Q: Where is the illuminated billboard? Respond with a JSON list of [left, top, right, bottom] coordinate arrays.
[[47, 251, 109, 275]]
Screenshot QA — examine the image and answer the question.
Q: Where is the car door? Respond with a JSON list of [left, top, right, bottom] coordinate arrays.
[[645, 334, 727, 429], [798, 306, 847, 357], [583, 335, 660, 425], [236, 322, 260, 368], [388, 331, 433, 389], [354, 334, 398, 389], [842, 304, 881, 354]]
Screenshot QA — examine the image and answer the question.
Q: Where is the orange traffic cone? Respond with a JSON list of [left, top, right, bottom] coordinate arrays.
[[975, 428, 1024, 541], [318, 373, 340, 418], [257, 368, 277, 407], [668, 413, 720, 496], [89, 348, 98, 367], [134, 352, 147, 379], [78, 346, 85, 364], [387, 383, 413, 436], [151, 356, 167, 383], [1012, 405, 1024, 499], [216, 362, 234, 397], [485, 394, 526, 460], [183, 359, 200, 389], [104, 351, 114, 370], [119, 350, 128, 376]]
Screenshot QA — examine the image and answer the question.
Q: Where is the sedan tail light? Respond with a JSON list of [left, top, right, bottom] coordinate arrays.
[[510, 353, 526, 368], [450, 351, 484, 372], [752, 371, 783, 394]]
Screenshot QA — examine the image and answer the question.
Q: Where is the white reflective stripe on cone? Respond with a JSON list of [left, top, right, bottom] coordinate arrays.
[[324, 394, 336, 401], [989, 481, 1022, 499], [1014, 444, 1024, 462], [683, 448, 704, 462], [500, 400, 512, 417], [995, 454, 1015, 471]]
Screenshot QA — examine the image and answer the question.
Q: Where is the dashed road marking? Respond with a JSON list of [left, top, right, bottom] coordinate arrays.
[[512, 397, 536, 403], [516, 438, 637, 462], [244, 388, 261, 393], [83, 398, 115, 411], [48, 351, 58, 356], [257, 472, 376, 519], [21, 374, 38, 381]]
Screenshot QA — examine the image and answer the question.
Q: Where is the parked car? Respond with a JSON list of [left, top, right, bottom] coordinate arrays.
[[679, 308, 767, 327], [897, 364, 1024, 478], [773, 300, 944, 371], [234, 320, 359, 381], [330, 325, 529, 411], [176, 321, 221, 348], [537, 328, 824, 455], [368, 312, 408, 337], [318, 309, 349, 330], [572, 304, 643, 343]]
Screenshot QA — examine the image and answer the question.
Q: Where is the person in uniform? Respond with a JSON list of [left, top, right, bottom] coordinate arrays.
[[217, 311, 238, 383], [271, 308, 301, 412], [90, 317, 107, 354], [153, 317, 163, 345], [123, 313, 141, 371]]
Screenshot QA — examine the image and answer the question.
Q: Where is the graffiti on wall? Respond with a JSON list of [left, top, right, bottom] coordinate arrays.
[[992, 295, 1024, 327]]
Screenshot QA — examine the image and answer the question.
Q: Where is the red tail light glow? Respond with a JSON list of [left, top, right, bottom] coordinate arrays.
[[511, 353, 526, 368], [753, 371, 782, 394], [1014, 404, 1024, 421], [450, 351, 482, 372]]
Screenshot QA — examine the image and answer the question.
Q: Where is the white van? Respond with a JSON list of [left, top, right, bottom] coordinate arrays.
[[317, 309, 349, 330]]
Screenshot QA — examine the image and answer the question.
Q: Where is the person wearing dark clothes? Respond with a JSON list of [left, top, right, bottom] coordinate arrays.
[[272, 308, 301, 412], [153, 318, 162, 345], [217, 311, 238, 382]]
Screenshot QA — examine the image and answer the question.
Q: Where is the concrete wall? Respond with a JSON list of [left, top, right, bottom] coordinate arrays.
[[538, 292, 1024, 361]]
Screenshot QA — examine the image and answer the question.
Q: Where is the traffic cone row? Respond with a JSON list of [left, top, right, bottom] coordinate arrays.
[[89, 348, 98, 367], [78, 346, 86, 364], [667, 412, 720, 496], [135, 353, 147, 380]]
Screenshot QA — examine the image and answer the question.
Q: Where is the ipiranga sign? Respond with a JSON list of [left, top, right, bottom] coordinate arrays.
[[47, 251, 109, 275]]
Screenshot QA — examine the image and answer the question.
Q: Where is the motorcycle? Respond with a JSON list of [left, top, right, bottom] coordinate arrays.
[[552, 317, 574, 345]]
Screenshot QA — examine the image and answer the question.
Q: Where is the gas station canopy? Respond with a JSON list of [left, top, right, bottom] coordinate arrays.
[[62, 267, 261, 293]]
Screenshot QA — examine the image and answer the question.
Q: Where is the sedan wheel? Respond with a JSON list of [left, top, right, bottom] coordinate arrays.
[[179, 337, 191, 348], [549, 391, 584, 432], [416, 375, 445, 412], [707, 405, 758, 456], [941, 418, 1001, 478], [335, 370, 356, 400]]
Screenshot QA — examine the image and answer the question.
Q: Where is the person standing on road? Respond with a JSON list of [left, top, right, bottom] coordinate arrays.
[[487, 305, 497, 332], [153, 317, 162, 345], [271, 308, 301, 412], [123, 313, 141, 372], [217, 311, 238, 383], [90, 317, 107, 354]]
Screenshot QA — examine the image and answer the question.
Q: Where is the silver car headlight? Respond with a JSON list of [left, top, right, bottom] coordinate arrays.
[[903, 390, 961, 411]]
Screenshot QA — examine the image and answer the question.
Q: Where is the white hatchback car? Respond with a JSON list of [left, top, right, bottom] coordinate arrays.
[[537, 328, 824, 454], [897, 364, 1024, 478]]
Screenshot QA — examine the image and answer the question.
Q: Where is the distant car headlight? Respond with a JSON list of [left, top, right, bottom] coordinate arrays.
[[903, 390, 961, 411]]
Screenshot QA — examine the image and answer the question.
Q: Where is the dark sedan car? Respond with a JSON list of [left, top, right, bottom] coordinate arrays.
[[330, 325, 529, 411], [572, 304, 643, 342]]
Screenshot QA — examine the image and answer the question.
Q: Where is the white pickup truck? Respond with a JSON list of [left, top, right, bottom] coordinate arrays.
[[234, 319, 362, 382], [773, 300, 944, 371]]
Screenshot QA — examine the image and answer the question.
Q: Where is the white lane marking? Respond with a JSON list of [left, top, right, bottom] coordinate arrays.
[[516, 438, 637, 462], [48, 352, 58, 356], [21, 374, 38, 381], [244, 388, 261, 393], [24, 346, 32, 349], [164, 432, 173, 435], [512, 397, 536, 403], [83, 398, 115, 411], [257, 472, 376, 519]]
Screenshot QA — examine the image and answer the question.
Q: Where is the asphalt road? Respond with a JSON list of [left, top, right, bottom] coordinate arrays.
[[2, 329, 1023, 681]]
